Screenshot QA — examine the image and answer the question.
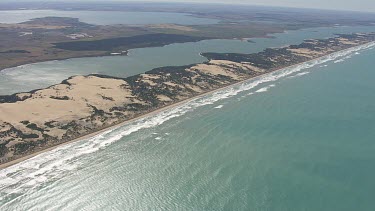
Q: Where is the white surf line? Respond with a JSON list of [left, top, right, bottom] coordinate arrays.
[[1, 41, 375, 206], [3, 41, 375, 174], [255, 87, 269, 93], [288, 71, 310, 78], [2, 41, 375, 174]]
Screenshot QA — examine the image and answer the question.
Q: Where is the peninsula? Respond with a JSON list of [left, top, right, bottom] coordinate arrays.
[[0, 33, 374, 166], [2, 4, 375, 72]]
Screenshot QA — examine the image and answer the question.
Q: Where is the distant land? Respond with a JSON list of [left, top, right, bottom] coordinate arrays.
[[1, 32, 374, 167], [0, 15, 284, 71], [1, 2, 375, 71]]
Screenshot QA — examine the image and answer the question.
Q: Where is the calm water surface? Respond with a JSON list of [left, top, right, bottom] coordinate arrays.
[[0, 10, 219, 25], [1, 25, 375, 95], [0, 40, 374, 211]]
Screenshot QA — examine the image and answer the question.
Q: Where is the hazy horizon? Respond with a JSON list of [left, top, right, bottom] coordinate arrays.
[[1, 0, 375, 13]]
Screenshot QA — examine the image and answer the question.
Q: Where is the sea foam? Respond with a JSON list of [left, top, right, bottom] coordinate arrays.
[[1, 41, 374, 206], [334, 59, 345, 63], [255, 87, 269, 93], [288, 71, 310, 78]]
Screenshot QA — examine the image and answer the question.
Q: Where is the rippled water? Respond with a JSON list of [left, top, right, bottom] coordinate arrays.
[[1, 42, 375, 210]]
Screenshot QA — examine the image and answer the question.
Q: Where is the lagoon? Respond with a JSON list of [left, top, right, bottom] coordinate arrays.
[[1, 25, 375, 95], [0, 10, 219, 25], [1, 41, 374, 211]]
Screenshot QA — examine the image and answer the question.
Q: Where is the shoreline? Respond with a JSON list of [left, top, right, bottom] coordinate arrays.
[[0, 51, 132, 73], [0, 34, 217, 73], [0, 32, 287, 73], [1, 24, 360, 73], [1, 41, 374, 170]]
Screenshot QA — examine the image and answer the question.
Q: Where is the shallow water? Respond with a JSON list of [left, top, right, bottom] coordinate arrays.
[[1, 25, 375, 95], [1, 41, 374, 211], [0, 10, 219, 25]]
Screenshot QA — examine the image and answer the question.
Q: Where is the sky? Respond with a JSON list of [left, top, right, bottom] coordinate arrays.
[[4, 0, 375, 13]]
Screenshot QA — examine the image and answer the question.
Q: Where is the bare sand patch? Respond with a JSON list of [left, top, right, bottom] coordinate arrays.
[[288, 48, 325, 58], [210, 60, 265, 72], [148, 24, 197, 32], [157, 95, 173, 102], [0, 76, 135, 126], [337, 38, 358, 45], [189, 63, 241, 80]]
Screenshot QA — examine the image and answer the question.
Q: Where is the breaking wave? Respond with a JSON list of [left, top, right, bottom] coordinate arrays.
[[1, 41, 374, 206], [288, 71, 310, 78], [255, 87, 269, 93], [334, 59, 345, 63]]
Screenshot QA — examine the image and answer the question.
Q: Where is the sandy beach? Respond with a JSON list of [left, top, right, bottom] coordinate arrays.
[[1, 40, 373, 170]]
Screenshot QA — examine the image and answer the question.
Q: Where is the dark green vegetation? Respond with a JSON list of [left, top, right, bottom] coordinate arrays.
[[1, 33, 374, 163], [0, 50, 30, 54], [0, 122, 43, 158], [0, 15, 284, 71], [203, 34, 375, 69], [2, 2, 375, 72], [53, 34, 207, 51], [23, 17, 93, 28], [1, 1, 375, 164]]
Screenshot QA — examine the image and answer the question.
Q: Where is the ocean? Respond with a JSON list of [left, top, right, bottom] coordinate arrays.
[[1, 10, 375, 210], [0, 39, 374, 210]]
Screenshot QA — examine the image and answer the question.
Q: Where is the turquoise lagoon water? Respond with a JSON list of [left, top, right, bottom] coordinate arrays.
[[0, 10, 219, 25], [0, 37, 374, 210], [1, 25, 375, 95]]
